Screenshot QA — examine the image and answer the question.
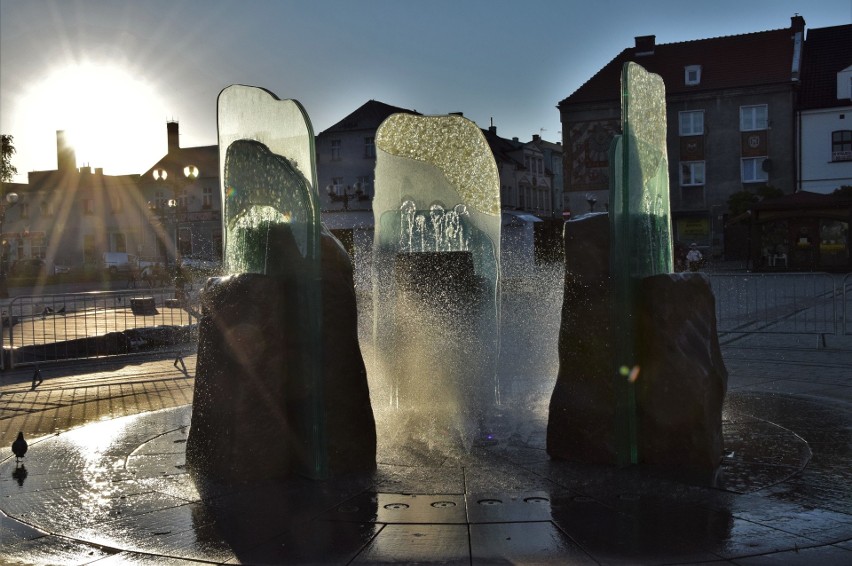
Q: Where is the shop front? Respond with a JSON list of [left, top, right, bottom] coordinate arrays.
[[747, 191, 851, 272]]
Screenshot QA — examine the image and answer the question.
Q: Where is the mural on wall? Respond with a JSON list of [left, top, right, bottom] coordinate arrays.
[[567, 120, 620, 191]]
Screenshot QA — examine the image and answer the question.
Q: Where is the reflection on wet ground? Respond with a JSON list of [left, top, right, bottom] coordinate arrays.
[[2, 387, 851, 565]]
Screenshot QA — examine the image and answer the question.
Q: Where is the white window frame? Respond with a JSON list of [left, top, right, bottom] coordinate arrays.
[[680, 161, 705, 186], [685, 65, 702, 86], [202, 186, 213, 208], [740, 105, 768, 131], [741, 157, 768, 183], [330, 139, 341, 161], [364, 137, 375, 158], [332, 177, 343, 195], [679, 110, 704, 136]]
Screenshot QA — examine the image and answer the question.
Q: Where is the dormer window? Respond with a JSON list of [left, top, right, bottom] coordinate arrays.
[[838, 66, 852, 100], [685, 65, 702, 86]]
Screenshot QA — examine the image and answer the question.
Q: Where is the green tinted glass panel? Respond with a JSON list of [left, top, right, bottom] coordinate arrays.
[[216, 85, 325, 479], [611, 62, 673, 466]]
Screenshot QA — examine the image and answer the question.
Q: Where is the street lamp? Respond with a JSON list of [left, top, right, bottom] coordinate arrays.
[[152, 165, 199, 267], [0, 192, 20, 299], [326, 182, 363, 211]]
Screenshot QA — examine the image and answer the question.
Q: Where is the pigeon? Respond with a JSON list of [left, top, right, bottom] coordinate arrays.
[[12, 432, 27, 463]]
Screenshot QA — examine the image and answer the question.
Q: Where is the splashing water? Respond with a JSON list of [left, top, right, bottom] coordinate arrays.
[[398, 200, 470, 253]]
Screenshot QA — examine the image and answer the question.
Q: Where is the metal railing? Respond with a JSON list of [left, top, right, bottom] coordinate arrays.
[[845, 273, 852, 336], [709, 273, 841, 340], [2, 288, 199, 370]]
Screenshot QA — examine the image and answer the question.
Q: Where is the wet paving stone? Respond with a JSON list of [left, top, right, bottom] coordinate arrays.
[[2, 387, 852, 565], [224, 521, 382, 565], [351, 523, 469, 565], [470, 521, 596, 565]]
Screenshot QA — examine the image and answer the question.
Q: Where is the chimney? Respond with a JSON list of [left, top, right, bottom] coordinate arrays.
[[488, 125, 497, 135], [791, 14, 805, 33], [635, 35, 656, 56], [56, 130, 76, 172], [167, 121, 180, 153], [532, 134, 541, 142]]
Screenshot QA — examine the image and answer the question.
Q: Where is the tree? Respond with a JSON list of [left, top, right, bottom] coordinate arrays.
[[726, 185, 783, 216], [833, 185, 852, 198], [1, 134, 17, 183]]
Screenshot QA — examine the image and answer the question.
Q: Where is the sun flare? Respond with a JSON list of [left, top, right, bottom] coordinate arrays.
[[21, 61, 168, 174]]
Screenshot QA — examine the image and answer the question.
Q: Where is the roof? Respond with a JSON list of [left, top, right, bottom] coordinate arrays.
[[319, 100, 419, 135], [141, 145, 219, 182], [799, 24, 852, 110], [560, 25, 800, 107], [481, 126, 524, 168], [22, 169, 139, 193], [752, 190, 852, 211]]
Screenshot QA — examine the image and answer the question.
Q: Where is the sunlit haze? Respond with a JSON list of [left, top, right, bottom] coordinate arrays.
[[1, 0, 850, 182]]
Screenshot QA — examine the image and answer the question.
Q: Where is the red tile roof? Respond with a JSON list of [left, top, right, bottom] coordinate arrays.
[[799, 24, 852, 110], [560, 27, 799, 106]]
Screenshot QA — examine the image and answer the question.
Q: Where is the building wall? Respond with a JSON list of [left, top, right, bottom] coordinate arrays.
[[315, 129, 375, 215], [799, 106, 852, 193]]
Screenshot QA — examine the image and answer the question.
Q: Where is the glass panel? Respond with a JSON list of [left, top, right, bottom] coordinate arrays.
[[611, 62, 673, 466], [372, 113, 501, 447], [216, 85, 325, 478]]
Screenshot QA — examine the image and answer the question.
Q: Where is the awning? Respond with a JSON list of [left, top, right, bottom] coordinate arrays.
[[501, 211, 543, 226]]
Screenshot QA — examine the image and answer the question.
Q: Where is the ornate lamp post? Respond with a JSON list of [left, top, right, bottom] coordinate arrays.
[[151, 165, 199, 267], [326, 182, 363, 211], [0, 192, 19, 299]]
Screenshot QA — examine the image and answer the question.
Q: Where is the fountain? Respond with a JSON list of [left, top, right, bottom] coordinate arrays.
[[547, 62, 728, 484], [186, 85, 376, 482], [371, 113, 501, 452]]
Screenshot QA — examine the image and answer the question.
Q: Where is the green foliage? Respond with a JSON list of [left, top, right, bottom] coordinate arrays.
[[727, 185, 784, 216], [833, 185, 852, 198], [727, 190, 759, 216], [1, 134, 17, 183]]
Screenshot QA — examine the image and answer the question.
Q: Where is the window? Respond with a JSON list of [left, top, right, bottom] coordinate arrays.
[[832, 130, 852, 161], [679, 111, 704, 136], [741, 157, 768, 183], [40, 201, 53, 217], [112, 233, 127, 253], [31, 234, 46, 259], [83, 199, 94, 215], [740, 105, 768, 131], [364, 137, 375, 158], [20, 203, 29, 219], [155, 190, 166, 210], [685, 65, 702, 85], [330, 139, 341, 161], [680, 161, 705, 186], [331, 177, 343, 195], [202, 186, 213, 208], [357, 175, 373, 197]]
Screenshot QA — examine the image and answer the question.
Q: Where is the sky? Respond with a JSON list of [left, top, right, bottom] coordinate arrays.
[[1, 0, 850, 183]]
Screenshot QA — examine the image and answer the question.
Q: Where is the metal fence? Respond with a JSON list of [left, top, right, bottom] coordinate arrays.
[[709, 273, 843, 340], [2, 288, 198, 370]]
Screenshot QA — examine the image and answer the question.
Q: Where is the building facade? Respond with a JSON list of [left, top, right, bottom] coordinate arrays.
[[559, 16, 806, 258], [798, 24, 852, 193]]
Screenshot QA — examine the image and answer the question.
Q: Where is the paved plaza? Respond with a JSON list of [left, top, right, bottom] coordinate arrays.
[[1, 333, 851, 565]]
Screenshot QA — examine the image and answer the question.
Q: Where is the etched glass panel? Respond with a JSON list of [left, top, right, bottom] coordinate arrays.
[[372, 113, 501, 448]]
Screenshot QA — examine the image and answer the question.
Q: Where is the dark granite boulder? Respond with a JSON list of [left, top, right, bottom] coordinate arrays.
[[635, 273, 728, 483], [547, 213, 616, 464], [186, 229, 376, 483], [547, 213, 727, 484]]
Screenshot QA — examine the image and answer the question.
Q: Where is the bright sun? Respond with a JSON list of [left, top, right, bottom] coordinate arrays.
[[21, 61, 168, 174]]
